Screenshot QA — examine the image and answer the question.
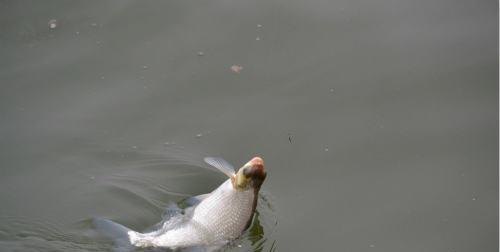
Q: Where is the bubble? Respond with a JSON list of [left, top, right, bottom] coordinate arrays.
[[230, 65, 243, 73], [48, 19, 57, 29]]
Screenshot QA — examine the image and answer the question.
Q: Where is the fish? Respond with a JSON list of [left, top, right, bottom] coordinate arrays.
[[93, 156, 267, 251]]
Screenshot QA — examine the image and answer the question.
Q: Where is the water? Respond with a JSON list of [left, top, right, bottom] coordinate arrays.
[[0, 0, 498, 251]]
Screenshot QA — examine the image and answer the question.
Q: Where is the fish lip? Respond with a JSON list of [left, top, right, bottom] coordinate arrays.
[[244, 156, 266, 181], [249, 157, 264, 167]]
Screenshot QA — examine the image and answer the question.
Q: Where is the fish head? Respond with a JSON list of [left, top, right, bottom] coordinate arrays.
[[233, 157, 267, 191]]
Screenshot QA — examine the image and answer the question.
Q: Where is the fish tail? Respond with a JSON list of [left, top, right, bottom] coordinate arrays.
[[93, 217, 139, 251]]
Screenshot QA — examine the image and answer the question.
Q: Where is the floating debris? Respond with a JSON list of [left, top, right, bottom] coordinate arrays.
[[197, 51, 205, 56], [163, 141, 176, 146], [324, 147, 329, 152], [48, 19, 57, 29], [256, 37, 261, 41], [257, 24, 263, 28], [91, 23, 98, 27], [288, 133, 292, 143], [369, 244, 375, 248], [230, 65, 243, 73], [195, 133, 203, 138], [142, 65, 149, 70], [131, 146, 138, 149], [330, 88, 334, 92], [472, 197, 477, 201], [75, 31, 80, 35]]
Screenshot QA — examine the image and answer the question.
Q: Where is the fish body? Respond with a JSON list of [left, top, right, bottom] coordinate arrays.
[[129, 179, 255, 248], [94, 156, 266, 250]]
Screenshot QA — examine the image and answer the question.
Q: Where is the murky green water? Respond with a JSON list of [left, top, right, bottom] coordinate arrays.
[[0, 0, 498, 251]]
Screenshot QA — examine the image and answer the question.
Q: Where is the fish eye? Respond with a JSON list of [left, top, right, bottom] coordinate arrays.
[[243, 167, 252, 178]]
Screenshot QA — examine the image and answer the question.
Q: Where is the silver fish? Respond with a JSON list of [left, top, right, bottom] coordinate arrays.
[[94, 156, 267, 251]]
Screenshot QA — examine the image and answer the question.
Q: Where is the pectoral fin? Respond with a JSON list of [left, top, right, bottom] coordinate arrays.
[[203, 157, 235, 178], [184, 193, 211, 207]]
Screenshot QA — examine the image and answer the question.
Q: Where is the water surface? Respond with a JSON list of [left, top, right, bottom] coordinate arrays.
[[0, 0, 498, 251]]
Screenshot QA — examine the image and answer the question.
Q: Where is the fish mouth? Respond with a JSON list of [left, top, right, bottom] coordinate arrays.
[[243, 157, 266, 181], [234, 157, 266, 190]]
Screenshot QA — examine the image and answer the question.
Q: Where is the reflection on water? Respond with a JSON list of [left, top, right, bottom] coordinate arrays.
[[238, 193, 279, 252]]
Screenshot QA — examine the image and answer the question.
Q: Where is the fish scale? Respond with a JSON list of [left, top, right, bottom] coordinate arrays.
[[131, 180, 255, 248]]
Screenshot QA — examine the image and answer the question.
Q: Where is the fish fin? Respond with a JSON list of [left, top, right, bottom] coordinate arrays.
[[184, 193, 211, 207], [203, 157, 235, 177], [162, 202, 182, 219], [93, 217, 135, 252]]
